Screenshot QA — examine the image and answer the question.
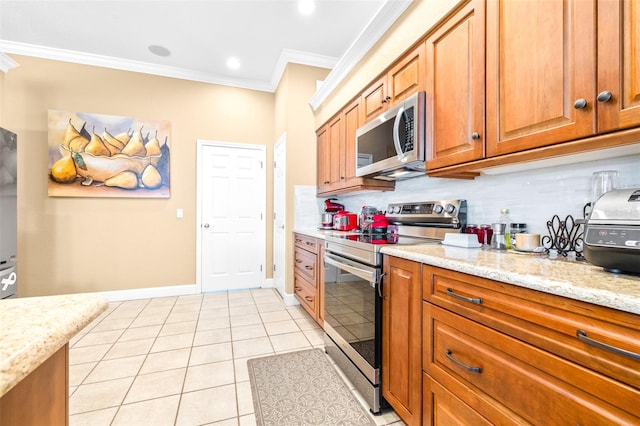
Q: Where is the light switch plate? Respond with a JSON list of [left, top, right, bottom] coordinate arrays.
[[177, 208, 184, 218]]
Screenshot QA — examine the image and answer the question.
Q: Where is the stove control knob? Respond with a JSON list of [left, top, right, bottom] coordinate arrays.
[[433, 204, 444, 214], [444, 204, 456, 214], [393, 206, 401, 214]]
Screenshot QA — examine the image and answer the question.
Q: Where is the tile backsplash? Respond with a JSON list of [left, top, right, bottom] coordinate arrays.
[[296, 154, 640, 236]]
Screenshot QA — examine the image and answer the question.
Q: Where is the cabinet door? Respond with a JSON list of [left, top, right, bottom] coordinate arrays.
[[389, 44, 426, 104], [485, 0, 596, 156], [382, 256, 422, 425], [362, 76, 388, 123], [316, 125, 330, 193], [425, 0, 485, 169], [328, 114, 343, 187], [343, 98, 360, 182], [597, 0, 640, 132]]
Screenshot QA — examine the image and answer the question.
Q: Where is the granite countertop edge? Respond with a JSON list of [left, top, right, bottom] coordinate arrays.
[[293, 229, 640, 316], [0, 293, 108, 397], [380, 245, 640, 316]]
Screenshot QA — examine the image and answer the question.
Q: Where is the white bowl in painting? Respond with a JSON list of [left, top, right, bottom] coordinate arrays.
[[58, 145, 162, 183]]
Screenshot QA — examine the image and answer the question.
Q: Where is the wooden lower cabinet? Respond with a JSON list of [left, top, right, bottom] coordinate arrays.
[[0, 344, 69, 426], [423, 372, 494, 426], [381, 256, 422, 425], [421, 264, 640, 425], [293, 233, 323, 327]]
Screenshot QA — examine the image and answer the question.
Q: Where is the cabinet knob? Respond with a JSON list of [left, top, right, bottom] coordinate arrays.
[[471, 132, 480, 140], [381, 98, 387, 104], [573, 98, 588, 109], [596, 91, 612, 103]]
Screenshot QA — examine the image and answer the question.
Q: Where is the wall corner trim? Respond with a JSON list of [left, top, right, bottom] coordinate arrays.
[[0, 52, 19, 72]]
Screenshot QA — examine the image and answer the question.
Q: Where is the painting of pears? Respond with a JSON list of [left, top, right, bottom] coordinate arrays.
[[47, 110, 170, 198]]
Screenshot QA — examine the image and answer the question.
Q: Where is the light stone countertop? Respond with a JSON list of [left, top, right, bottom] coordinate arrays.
[[293, 229, 640, 315], [294, 228, 349, 239], [381, 244, 640, 316], [0, 293, 108, 397]]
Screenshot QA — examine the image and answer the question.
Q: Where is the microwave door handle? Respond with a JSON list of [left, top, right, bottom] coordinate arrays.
[[393, 106, 406, 160]]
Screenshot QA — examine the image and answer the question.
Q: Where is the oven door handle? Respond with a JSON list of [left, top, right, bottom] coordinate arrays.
[[324, 252, 377, 283]]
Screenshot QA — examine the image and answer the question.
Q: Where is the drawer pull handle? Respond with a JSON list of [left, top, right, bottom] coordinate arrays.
[[576, 330, 640, 360], [304, 265, 313, 271], [294, 286, 302, 292], [304, 296, 313, 302], [295, 239, 302, 243], [306, 241, 314, 246], [295, 259, 302, 263], [446, 349, 482, 373], [446, 288, 483, 305]]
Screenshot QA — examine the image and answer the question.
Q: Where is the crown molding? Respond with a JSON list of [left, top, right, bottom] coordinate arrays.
[[308, 0, 413, 110], [0, 40, 279, 92], [271, 48, 337, 91], [0, 52, 19, 72]]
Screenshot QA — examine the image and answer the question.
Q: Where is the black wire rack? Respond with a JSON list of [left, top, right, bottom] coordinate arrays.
[[541, 203, 590, 259]]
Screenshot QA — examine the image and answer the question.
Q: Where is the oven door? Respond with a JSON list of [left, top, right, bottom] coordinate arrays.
[[323, 251, 382, 385]]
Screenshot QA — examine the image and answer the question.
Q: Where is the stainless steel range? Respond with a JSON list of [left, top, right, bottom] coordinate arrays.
[[322, 199, 466, 414]]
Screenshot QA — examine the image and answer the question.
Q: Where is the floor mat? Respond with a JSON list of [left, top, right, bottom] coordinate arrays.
[[247, 348, 375, 425]]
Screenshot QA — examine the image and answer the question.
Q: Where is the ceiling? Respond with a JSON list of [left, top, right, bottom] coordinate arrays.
[[0, 0, 411, 95]]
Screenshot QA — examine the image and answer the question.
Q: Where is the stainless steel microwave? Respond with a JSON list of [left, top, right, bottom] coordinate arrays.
[[355, 91, 426, 181]]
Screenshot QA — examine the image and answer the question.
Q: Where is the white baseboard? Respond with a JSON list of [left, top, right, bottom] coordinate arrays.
[[99, 281, 284, 302], [99, 284, 198, 302], [279, 290, 300, 306]]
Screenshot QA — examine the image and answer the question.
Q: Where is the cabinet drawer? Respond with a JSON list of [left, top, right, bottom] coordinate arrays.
[[423, 265, 640, 389], [424, 303, 640, 424], [294, 233, 318, 254], [423, 372, 493, 426], [294, 246, 317, 285], [294, 273, 317, 318]]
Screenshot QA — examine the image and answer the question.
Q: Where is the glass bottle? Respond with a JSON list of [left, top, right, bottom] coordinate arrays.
[[496, 208, 512, 249]]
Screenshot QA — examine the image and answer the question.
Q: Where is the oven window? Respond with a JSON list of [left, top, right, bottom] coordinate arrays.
[[324, 268, 376, 367]]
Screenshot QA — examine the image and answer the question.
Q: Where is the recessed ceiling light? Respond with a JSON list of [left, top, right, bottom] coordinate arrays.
[[227, 57, 241, 70], [148, 44, 171, 57], [298, 0, 315, 15]]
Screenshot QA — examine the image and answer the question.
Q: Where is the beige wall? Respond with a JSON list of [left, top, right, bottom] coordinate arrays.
[[3, 55, 286, 297], [274, 63, 330, 293], [315, 0, 461, 126]]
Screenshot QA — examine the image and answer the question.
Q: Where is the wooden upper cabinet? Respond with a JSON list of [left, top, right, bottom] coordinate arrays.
[[389, 43, 426, 105], [362, 44, 425, 123], [343, 98, 360, 183], [328, 114, 343, 185], [316, 125, 330, 192], [425, 0, 485, 169], [597, 0, 640, 132], [362, 77, 388, 123], [485, 0, 597, 157]]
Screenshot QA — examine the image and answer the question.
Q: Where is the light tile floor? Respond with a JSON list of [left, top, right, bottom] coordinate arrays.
[[68, 288, 405, 426]]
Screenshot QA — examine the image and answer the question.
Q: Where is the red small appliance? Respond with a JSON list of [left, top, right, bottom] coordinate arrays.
[[370, 214, 389, 233], [333, 210, 358, 231]]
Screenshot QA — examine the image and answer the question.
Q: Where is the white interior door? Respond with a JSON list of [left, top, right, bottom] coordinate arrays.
[[273, 134, 286, 298], [199, 142, 266, 292]]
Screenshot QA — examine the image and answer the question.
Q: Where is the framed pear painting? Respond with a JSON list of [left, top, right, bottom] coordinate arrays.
[[47, 110, 170, 198]]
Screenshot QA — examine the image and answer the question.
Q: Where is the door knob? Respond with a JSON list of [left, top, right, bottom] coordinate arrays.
[[203, 223, 210, 228]]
